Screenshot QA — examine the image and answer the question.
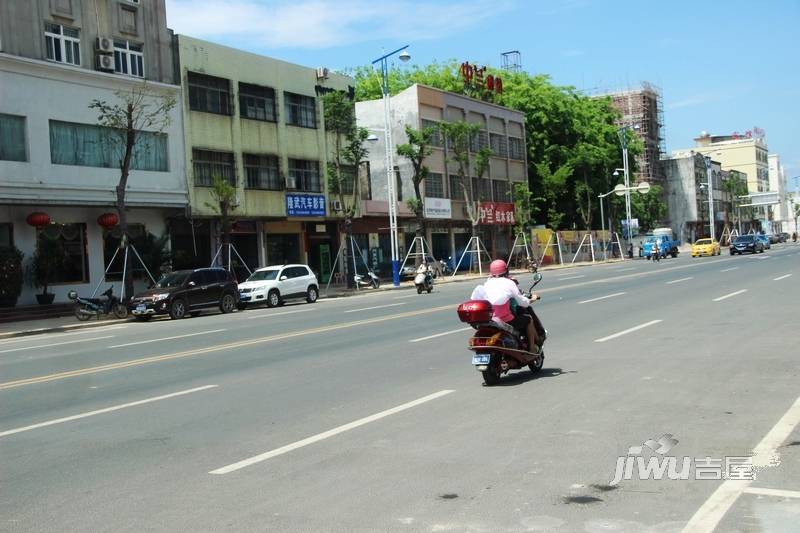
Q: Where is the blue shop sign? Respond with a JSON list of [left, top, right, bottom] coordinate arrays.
[[286, 193, 326, 217]]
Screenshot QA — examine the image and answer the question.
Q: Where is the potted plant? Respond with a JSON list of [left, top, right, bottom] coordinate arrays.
[[27, 237, 64, 305], [0, 245, 24, 307]]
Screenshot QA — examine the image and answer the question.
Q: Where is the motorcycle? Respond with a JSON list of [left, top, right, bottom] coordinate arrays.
[[68, 287, 128, 321], [650, 247, 661, 262], [354, 271, 381, 289], [458, 272, 546, 386], [414, 265, 433, 294]]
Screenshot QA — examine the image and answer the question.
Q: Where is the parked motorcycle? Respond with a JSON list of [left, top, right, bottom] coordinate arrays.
[[458, 273, 545, 386], [68, 287, 128, 321], [414, 265, 433, 294], [354, 271, 381, 289]]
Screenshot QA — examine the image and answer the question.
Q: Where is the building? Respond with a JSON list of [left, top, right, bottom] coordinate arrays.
[[172, 35, 354, 281], [595, 83, 666, 185], [0, 0, 185, 306], [663, 151, 749, 244], [355, 84, 527, 269], [767, 154, 789, 233]]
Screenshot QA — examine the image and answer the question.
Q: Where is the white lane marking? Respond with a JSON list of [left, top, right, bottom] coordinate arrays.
[[210, 389, 455, 474], [720, 267, 739, 272], [578, 292, 626, 304], [557, 275, 585, 281], [0, 336, 115, 354], [245, 308, 315, 319], [594, 320, 662, 343], [614, 267, 635, 272], [0, 385, 218, 438], [393, 293, 420, 299], [666, 277, 693, 285], [409, 327, 473, 343], [713, 289, 747, 302], [344, 303, 406, 313], [773, 274, 792, 281], [0, 326, 127, 347], [681, 395, 800, 533], [108, 329, 226, 349], [743, 487, 800, 499]]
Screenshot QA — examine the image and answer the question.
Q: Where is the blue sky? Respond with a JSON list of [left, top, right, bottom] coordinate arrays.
[[166, 0, 800, 184]]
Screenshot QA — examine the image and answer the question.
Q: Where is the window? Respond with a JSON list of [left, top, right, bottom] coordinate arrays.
[[287, 159, 321, 192], [45, 23, 80, 65], [188, 72, 232, 115], [425, 172, 445, 198], [492, 180, 510, 202], [472, 178, 491, 200], [469, 130, 488, 152], [37, 223, 89, 283], [265, 234, 300, 265], [193, 149, 235, 186], [0, 114, 27, 162], [284, 92, 316, 128], [449, 175, 465, 199], [330, 165, 356, 195], [239, 83, 276, 122], [0, 223, 12, 248], [508, 137, 525, 160], [114, 40, 144, 78], [489, 133, 508, 157], [421, 119, 442, 147], [49, 120, 168, 171], [244, 154, 281, 190]]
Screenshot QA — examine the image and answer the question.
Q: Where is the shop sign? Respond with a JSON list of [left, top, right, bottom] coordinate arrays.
[[424, 198, 452, 219], [286, 193, 326, 217], [479, 202, 515, 225], [460, 62, 503, 95]]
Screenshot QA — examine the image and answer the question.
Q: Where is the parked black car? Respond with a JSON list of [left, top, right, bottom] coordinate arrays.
[[730, 235, 764, 255], [129, 268, 239, 320], [778, 232, 790, 243]]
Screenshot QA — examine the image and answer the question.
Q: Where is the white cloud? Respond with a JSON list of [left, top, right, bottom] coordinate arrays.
[[166, 0, 511, 49]]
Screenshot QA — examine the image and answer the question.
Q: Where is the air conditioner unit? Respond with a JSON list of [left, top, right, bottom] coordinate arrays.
[[95, 36, 114, 53], [95, 53, 114, 71], [331, 199, 342, 211], [316, 67, 329, 80]]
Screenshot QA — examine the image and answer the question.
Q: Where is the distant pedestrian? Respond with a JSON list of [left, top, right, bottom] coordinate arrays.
[[793, 232, 797, 243]]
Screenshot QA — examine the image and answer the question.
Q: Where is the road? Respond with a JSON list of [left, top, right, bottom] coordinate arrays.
[[1, 245, 799, 532]]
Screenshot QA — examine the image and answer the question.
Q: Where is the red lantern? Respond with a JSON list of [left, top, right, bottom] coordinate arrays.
[[26, 212, 51, 228], [97, 212, 119, 228]]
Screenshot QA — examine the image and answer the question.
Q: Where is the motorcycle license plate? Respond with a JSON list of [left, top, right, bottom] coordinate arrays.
[[136, 304, 146, 313], [472, 353, 491, 365]]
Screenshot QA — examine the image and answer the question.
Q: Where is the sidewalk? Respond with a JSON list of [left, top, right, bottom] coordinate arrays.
[[0, 258, 627, 339]]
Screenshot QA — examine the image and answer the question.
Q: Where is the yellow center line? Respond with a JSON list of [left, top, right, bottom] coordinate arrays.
[[0, 305, 454, 391]]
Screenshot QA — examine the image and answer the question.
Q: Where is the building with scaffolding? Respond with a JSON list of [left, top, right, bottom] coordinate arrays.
[[595, 83, 667, 185]]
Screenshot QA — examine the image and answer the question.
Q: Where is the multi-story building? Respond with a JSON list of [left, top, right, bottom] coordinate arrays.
[[172, 35, 354, 281], [356, 84, 527, 268], [595, 83, 666, 185], [0, 0, 185, 305], [663, 151, 749, 243], [767, 154, 789, 233]]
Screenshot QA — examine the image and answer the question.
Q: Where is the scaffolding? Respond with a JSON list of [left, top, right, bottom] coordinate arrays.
[[501, 50, 521, 73]]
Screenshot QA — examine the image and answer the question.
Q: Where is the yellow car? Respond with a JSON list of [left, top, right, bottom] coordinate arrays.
[[691, 238, 720, 257]]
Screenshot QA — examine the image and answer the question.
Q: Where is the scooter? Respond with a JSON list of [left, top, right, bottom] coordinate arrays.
[[354, 271, 380, 289], [69, 287, 128, 321], [458, 273, 545, 386], [414, 266, 433, 294]]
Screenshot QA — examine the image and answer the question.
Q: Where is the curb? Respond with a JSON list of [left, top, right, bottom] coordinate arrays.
[[0, 317, 126, 340]]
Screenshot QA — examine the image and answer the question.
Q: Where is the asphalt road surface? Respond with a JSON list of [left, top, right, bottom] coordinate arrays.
[[2, 245, 799, 532]]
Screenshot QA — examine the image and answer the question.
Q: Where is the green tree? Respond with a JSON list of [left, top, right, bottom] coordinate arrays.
[[204, 175, 238, 270], [613, 183, 667, 233], [396, 125, 434, 246], [89, 85, 176, 299]]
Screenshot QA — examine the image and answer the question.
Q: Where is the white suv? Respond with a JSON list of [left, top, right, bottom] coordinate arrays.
[[237, 264, 319, 308]]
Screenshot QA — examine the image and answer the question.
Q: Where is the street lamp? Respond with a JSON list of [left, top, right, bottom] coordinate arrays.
[[699, 155, 716, 241], [599, 181, 650, 259], [616, 124, 640, 242], [372, 45, 411, 287]]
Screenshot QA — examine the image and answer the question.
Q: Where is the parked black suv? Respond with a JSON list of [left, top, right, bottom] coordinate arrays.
[[129, 268, 239, 320], [730, 235, 764, 255]]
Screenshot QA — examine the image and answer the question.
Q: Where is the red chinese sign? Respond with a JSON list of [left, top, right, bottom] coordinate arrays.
[[479, 202, 515, 225], [460, 62, 503, 95]]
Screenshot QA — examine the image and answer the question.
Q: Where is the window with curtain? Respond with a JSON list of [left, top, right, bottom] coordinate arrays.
[[49, 120, 167, 171], [114, 40, 144, 78], [425, 172, 445, 198], [0, 114, 27, 161], [244, 154, 281, 190], [37, 223, 89, 283], [193, 149, 235, 187], [287, 159, 321, 192], [45, 23, 80, 66], [284, 92, 316, 128]]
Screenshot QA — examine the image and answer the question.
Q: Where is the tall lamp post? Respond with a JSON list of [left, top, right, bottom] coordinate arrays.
[[599, 181, 651, 260], [372, 45, 411, 287], [792, 176, 800, 236], [616, 124, 640, 242], [700, 155, 716, 241]]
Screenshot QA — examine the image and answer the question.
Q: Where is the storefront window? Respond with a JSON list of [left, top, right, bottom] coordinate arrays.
[[265, 233, 299, 265], [37, 223, 89, 283], [0, 223, 12, 247]]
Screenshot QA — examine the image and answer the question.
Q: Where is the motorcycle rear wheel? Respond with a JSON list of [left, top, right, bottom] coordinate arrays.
[[112, 303, 128, 320], [482, 367, 501, 386], [528, 353, 544, 373], [74, 304, 91, 321]]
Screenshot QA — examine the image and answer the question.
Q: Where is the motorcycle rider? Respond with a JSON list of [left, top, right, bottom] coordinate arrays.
[[479, 259, 539, 352]]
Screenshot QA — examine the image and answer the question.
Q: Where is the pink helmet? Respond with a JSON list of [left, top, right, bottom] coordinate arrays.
[[489, 259, 508, 276]]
